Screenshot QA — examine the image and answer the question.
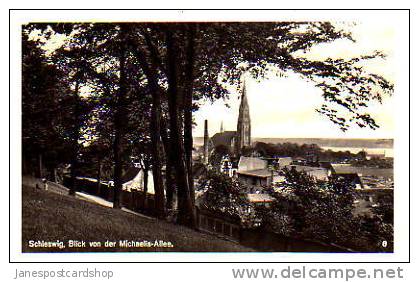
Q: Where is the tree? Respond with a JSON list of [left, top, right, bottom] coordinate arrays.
[[28, 22, 393, 229], [209, 144, 231, 167], [259, 167, 393, 252], [127, 25, 167, 218], [48, 23, 161, 210], [159, 115, 176, 211], [198, 169, 251, 221], [165, 27, 197, 225], [126, 88, 154, 211], [48, 23, 105, 196], [141, 22, 392, 227], [22, 28, 74, 179]]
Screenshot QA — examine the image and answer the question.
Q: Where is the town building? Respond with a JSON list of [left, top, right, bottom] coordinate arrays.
[[220, 156, 238, 177], [283, 164, 330, 181], [236, 156, 283, 192], [204, 78, 252, 157]]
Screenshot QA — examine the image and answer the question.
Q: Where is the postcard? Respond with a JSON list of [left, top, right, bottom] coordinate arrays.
[[9, 9, 410, 263]]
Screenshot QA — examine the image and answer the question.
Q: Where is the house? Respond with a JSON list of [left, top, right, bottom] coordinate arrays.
[[237, 169, 276, 191], [220, 155, 238, 177], [318, 161, 336, 174], [277, 157, 293, 167], [284, 165, 330, 181], [261, 157, 293, 169], [246, 193, 275, 207], [236, 156, 287, 191], [121, 167, 155, 193], [330, 172, 363, 189], [238, 156, 267, 172], [237, 156, 271, 190]]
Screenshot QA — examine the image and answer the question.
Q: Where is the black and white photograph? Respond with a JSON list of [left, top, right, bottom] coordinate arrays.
[[9, 9, 410, 264]]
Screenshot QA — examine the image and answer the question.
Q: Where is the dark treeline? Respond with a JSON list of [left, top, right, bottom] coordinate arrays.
[[253, 142, 365, 162], [253, 142, 393, 168], [22, 22, 393, 228]]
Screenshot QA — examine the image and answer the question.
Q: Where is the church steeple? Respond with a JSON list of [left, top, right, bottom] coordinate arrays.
[[235, 76, 251, 155]]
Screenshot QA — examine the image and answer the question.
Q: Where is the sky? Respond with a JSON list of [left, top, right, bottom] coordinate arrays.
[[192, 21, 396, 139], [31, 21, 396, 140]]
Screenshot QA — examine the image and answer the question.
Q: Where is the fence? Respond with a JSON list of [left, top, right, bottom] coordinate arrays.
[[63, 176, 156, 214], [63, 176, 353, 252], [197, 208, 241, 241], [196, 207, 353, 253]]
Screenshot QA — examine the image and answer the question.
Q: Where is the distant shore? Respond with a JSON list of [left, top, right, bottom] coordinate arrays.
[[194, 137, 393, 149]]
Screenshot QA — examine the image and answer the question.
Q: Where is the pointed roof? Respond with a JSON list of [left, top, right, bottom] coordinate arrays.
[[239, 77, 249, 110], [121, 167, 141, 183]]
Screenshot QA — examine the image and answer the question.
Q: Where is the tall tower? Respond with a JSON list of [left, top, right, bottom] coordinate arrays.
[[220, 121, 224, 133], [203, 119, 209, 165], [235, 78, 251, 155]]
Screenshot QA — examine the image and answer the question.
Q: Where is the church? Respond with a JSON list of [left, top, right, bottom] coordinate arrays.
[[203, 80, 252, 160]]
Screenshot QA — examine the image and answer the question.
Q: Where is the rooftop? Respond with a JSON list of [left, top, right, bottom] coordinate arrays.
[[238, 169, 276, 178], [285, 165, 329, 181], [238, 156, 267, 172], [211, 131, 236, 148], [247, 193, 275, 203]]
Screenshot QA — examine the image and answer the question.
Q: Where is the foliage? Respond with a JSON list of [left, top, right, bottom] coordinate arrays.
[[208, 144, 231, 166], [22, 30, 74, 175], [22, 21, 394, 227], [254, 142, 323, 158], [198, 169, 249, 216], [189, 22, 393, 131], [254, 141, 368, 163], [258, 168, 392, 252], [354, 214, 394, 252]]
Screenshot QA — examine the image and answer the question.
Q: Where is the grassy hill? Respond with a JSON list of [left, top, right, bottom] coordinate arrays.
[[22, 184, 252, 252]]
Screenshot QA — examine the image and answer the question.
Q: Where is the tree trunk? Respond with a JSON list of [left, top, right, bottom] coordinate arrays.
[[112, 129, 123, 209], [149, 89, 166, 218], [96, 158, 102, 196], [69, 79, 80, 196], [183, 25, 197, 210], [112, 26, 128, 209], [69, 158, 77, 195], [160, 117, 176, 210], [143, 161, 149, 210], [37, 153, 43, 179], [132, 40, 166, 218], [54, 168, 58, 183], [166, 29, 196, 228], [165, 163, 176, 210]]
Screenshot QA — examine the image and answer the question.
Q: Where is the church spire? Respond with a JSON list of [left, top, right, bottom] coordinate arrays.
[[235, 75, 252, 156], [240, 79, 249, 110], [220, 121, 224, 133]]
